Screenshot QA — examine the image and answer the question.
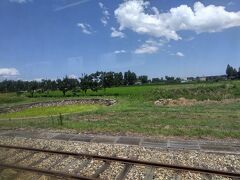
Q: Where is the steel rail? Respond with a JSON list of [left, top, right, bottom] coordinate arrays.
[[0, 163, 96, 180], [0, 144, 240, 178]]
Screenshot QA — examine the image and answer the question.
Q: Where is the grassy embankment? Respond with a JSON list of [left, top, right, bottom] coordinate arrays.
[[0, 80, 240, 139]]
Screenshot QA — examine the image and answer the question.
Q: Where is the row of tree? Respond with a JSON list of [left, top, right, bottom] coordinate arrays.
[[226, 64, 240, 79], [1, 65, 239, 96], [0, 71, 140, 96], [0, 70, 186, 96]]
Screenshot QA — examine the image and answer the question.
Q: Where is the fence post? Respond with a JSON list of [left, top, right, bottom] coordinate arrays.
[[59, 113, 63, 126], [51, 116, 54, 127]]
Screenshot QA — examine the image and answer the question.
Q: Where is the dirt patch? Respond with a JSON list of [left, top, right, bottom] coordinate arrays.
[[155, 97, 197, 106], [154, 97, 239, 106], [0, 98, 116, 114]]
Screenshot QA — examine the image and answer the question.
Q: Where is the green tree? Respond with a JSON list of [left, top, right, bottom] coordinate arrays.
[[89, 73, 100, 92], [41, 79, 51, 94], [50, 80, 58, 91], [152, 78, 164, 83], [100, 72, 115, 90], [175, 77, 182, 83], [165, 76, 175, 82], [79, 74, 90, 94], [138, 75, 148, 84], [124, 70, 137, 85], [233, 68, 238, 77], [27, 81, 39, 97], [114, 72, 123, 86], [56, 79, 67, 96], [238, 67, 240, 78], [226, 64, 234, 78], [57, 76, 78, 96]]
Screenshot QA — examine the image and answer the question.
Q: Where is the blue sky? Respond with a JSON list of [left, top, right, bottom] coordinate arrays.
[[0, 0, 240, 80]]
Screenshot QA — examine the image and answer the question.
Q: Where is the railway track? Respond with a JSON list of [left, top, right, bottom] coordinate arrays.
[[0, 144, 240, 180]]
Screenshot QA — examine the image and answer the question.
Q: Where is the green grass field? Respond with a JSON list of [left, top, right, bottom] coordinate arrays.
[[0, 80, 240, 139], [0, 104, 100, 119]]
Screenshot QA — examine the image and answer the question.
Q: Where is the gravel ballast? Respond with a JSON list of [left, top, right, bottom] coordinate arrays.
[[0, 136, 239, 179]]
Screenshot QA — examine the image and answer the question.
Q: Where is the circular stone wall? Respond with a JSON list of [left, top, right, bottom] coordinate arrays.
[[0, 99, 116, 114]]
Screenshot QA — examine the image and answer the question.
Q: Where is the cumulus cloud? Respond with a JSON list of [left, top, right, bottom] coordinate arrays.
[[100, 18, 108, 26], [114, 50, 126, 54], [170, 52, 185, 57], [9, 0, 32, 3], [135, 45, 158, 54], [176, 52, 184, 57], [99, 2, 110, 26], [115, 0, 240, 41], [134, 39, 164, 54], [0, 68, 19, 77], [77, 23, 93, 34], [111, 27, 125, 38]]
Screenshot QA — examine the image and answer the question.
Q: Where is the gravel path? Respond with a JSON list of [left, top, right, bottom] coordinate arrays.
[[0, 136, 239, 179]]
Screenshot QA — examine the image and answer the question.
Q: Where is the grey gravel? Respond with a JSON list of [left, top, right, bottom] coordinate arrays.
[[0, 136, 239, 180]]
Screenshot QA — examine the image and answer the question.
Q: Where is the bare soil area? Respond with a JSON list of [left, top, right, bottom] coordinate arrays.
[[154, 97, 240, 106]]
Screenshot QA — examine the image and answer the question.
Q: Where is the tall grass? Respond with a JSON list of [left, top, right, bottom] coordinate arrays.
[[149, 84, 236, 100]]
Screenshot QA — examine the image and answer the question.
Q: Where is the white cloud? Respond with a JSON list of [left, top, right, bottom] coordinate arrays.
[[68, 74, 78, 79], [111, 27, 125, 38], [9, 0, 32, 3], [99, 2, 104, 9], [145, 39, 165, 47], [114, 50, 126, 54], [99, 2, 110, 26], [134, 39, 164, 54], [55, 0, 92, 11], [0, 68, 19, 77], [77, 23, 93, 34], [176, 52, 184, 57], [115, 0, 240, 41], [134, 45, 158, 54], [100, 18, 108, 26]]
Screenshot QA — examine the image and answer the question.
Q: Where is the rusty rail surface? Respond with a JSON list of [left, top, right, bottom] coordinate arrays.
[[0, 144, 239, 179]]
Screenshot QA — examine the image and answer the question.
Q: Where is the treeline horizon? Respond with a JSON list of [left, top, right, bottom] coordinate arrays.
[[0, 70, 154, 96], [0, 64, 240, 96]]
